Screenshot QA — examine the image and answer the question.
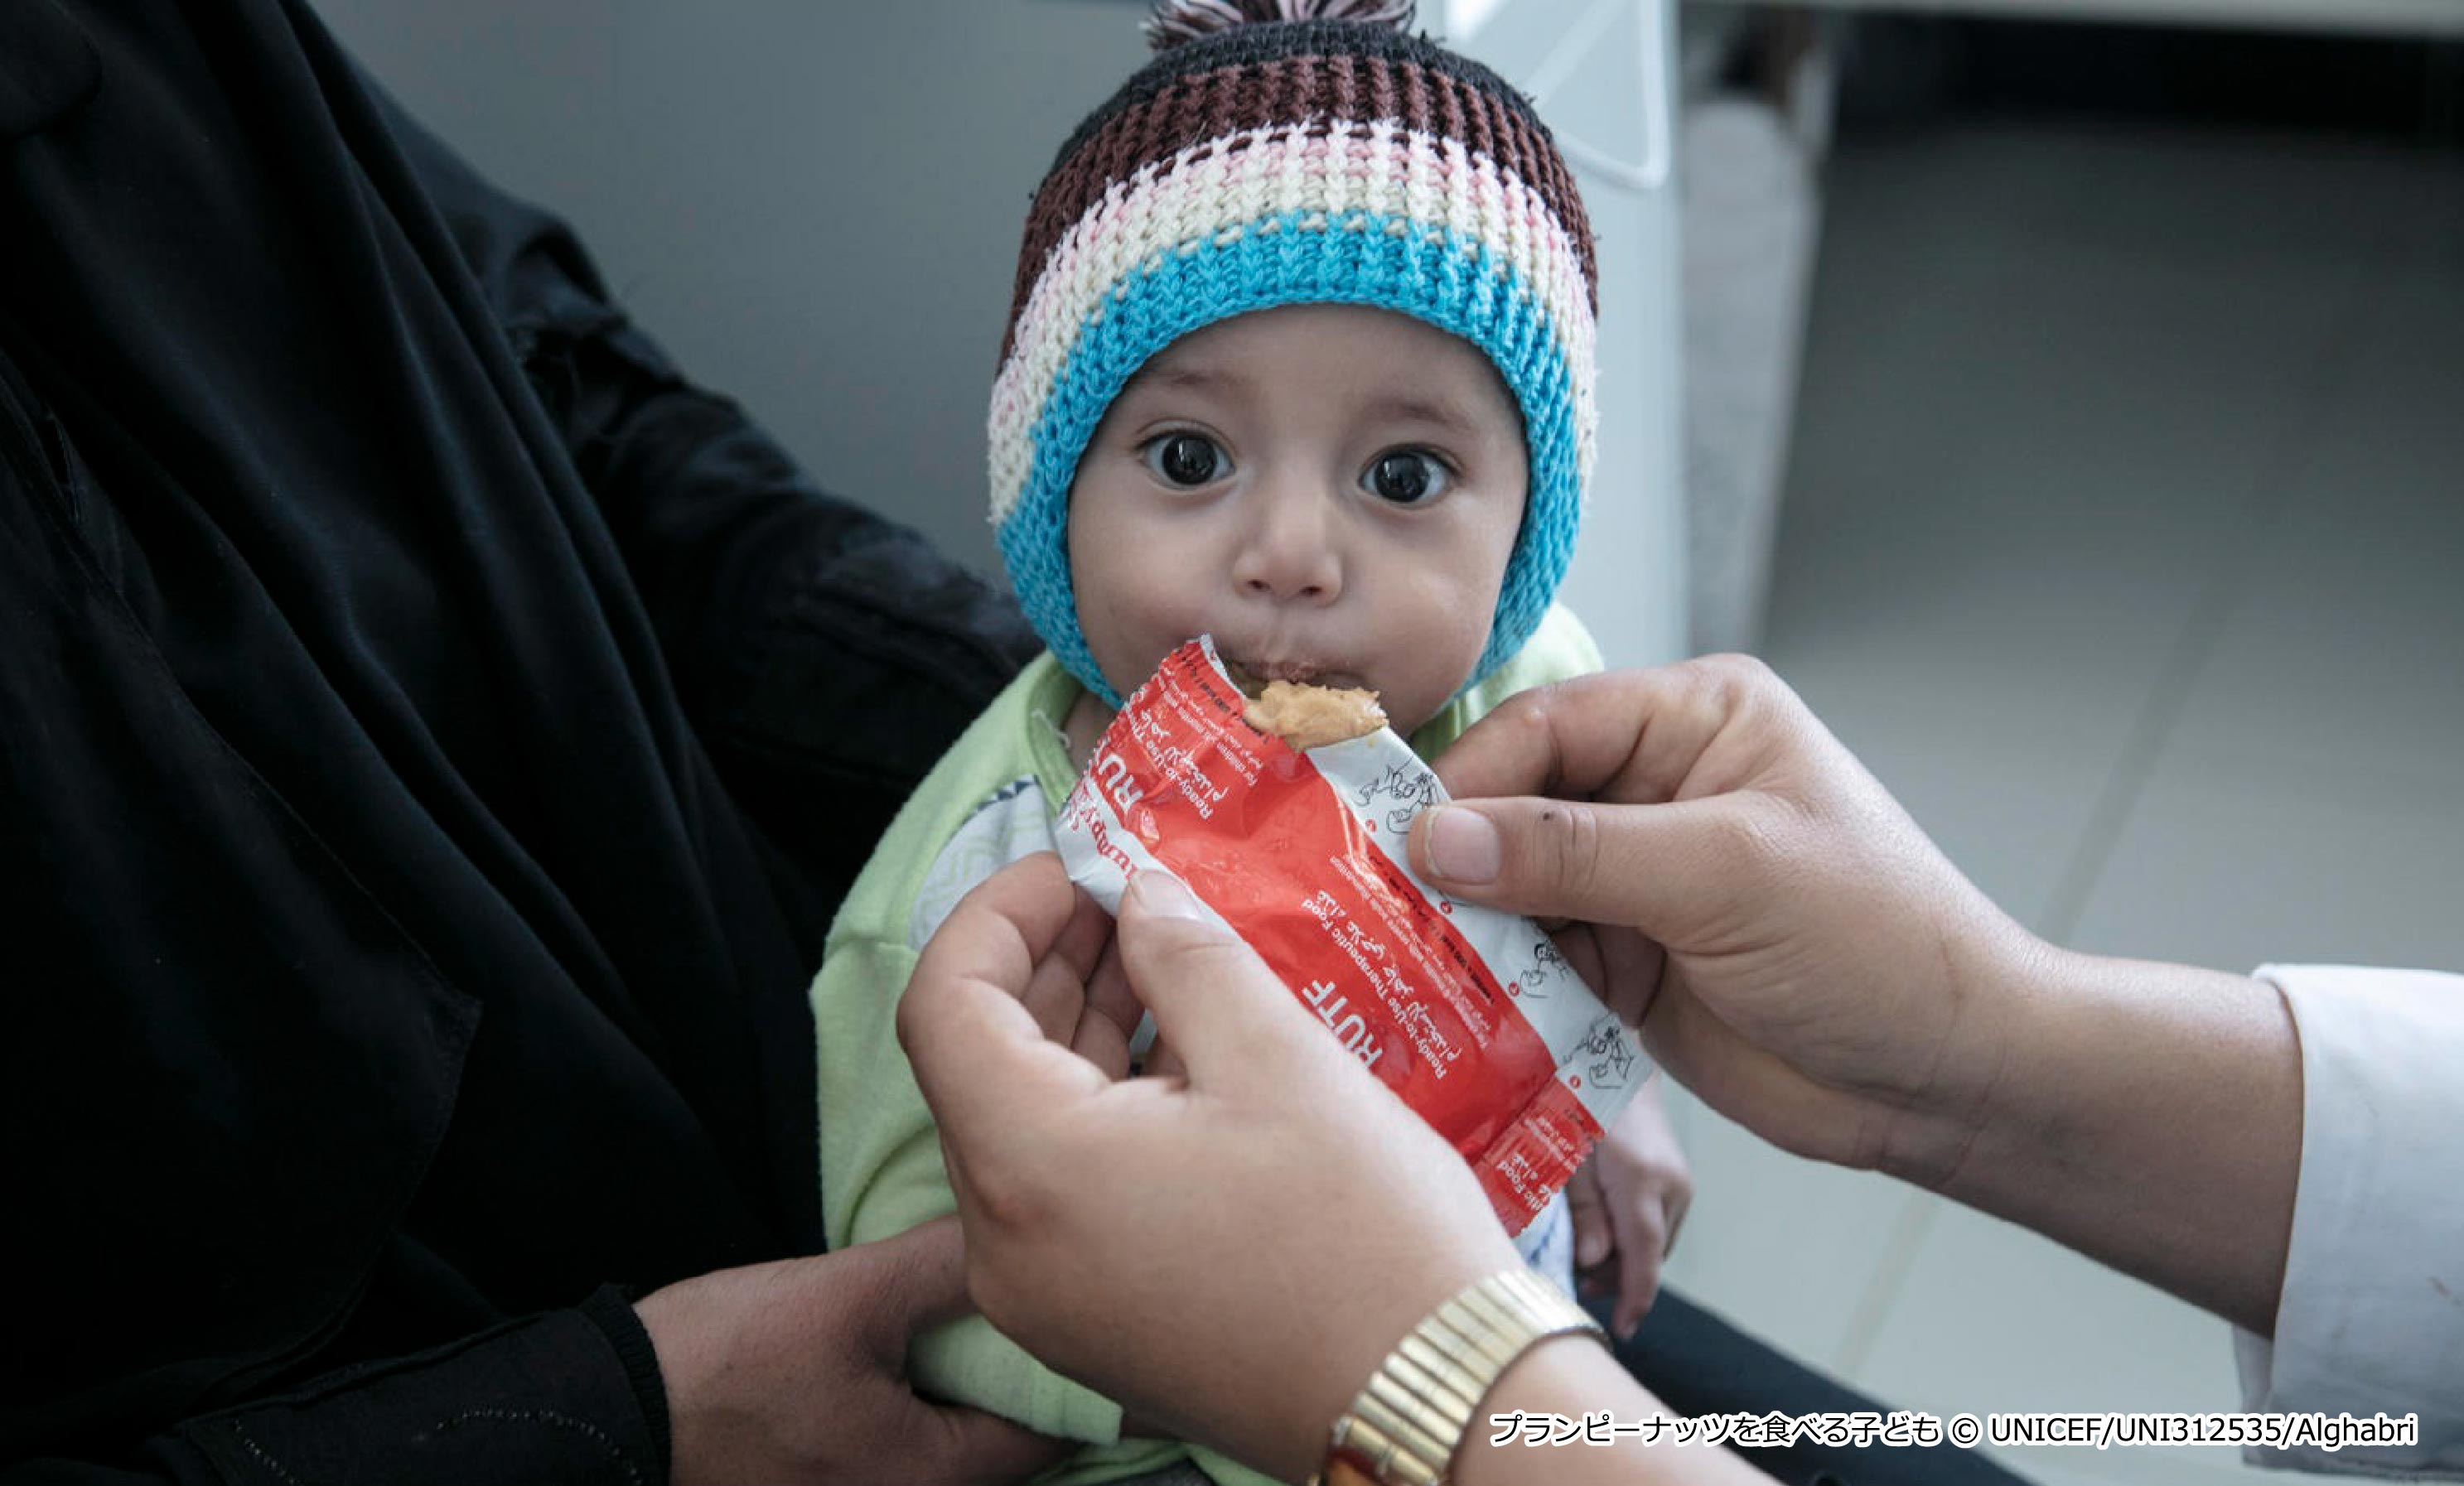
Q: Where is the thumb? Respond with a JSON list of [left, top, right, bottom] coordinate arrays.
[[869, 1215, 977, 1334], [1114, 871, 1343, 1087], [1408, 794, 1780, 943]]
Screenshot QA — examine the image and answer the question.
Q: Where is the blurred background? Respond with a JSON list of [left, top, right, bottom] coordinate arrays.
[[319, 2, 2461, 1481]]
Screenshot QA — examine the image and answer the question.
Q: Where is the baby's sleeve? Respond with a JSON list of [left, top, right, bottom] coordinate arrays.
[[812, 933, 1128, 1445]]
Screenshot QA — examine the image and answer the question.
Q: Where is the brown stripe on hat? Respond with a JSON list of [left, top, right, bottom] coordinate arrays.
[[999, 51, 1595, 365]]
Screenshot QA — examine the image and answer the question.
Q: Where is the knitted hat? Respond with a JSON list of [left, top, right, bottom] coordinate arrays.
[[991, 0, 1599, 705]]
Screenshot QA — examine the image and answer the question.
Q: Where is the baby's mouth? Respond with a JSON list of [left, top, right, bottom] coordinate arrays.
[[1217, 653, 1360, 697]]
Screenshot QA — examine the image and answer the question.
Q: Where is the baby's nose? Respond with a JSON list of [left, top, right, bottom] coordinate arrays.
[[1230, 481, 1343, 603]]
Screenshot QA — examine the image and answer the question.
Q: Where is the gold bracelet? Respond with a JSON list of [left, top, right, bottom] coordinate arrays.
[[1309, 1269, 1607, 1486]]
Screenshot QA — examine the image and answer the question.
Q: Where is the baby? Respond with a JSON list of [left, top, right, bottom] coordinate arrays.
[[811, 3, 1684, 1481]]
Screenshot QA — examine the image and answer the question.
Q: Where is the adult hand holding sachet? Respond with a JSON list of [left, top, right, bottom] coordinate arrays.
[[1406, 656, 2302, 1337]]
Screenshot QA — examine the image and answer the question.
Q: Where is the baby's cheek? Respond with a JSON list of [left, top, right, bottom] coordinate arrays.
[[1431, 601, 1499, 673], [1135, 596, 1215, 654], [1379, 666, 1462, 740], [1112, 612, 1204, 693]]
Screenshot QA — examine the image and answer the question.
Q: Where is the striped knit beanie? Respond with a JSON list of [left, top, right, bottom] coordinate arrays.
[[990, 0, 1600, 705]]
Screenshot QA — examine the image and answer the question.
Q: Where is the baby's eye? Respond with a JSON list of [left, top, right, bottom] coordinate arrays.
[[1142, 432, 1229, 489], [1363, 450, 1452, 506]]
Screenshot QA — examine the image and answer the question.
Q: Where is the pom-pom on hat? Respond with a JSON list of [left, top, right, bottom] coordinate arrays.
[[992, 0, 1600, 705]]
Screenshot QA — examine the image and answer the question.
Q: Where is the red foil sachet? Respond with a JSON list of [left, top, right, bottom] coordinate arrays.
[[1056, 637, 1650, 1233]]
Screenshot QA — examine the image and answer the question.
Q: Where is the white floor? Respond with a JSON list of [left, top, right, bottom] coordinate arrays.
[[1655, 120, 2464, 1486]]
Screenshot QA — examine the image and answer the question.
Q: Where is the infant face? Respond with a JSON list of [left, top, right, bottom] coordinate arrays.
[[1066, 304, 1528, 735]]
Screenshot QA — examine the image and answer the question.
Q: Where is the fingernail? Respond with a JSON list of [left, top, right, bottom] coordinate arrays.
[[1131, 871, 1207, 921], [1424, 807, 1500, 885]]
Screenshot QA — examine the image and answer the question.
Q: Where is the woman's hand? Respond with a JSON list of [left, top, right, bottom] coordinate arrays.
[[635, 1221, 1067, 1486], [1410, 655, 2036, 1189], [897, 856, 1520, 1483], [1411, 656, 2300, 1335]]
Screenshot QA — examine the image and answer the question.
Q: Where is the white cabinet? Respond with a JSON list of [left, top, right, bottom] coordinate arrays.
[[1449, 0, 1693, 670]]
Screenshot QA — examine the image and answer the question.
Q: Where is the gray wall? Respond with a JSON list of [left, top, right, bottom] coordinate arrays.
[[319, 0, 1149, 578]]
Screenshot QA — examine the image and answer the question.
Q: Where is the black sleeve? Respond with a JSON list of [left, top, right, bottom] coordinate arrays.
[[374, 88, 1041, 923], [2, 1292, 666, 1486]]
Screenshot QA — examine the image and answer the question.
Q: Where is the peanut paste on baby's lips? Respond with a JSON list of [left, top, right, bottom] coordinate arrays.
[[1056, 635, 1650, 1235], [1210, 649, 1386, 752], [1241, 679, 1386, 752]]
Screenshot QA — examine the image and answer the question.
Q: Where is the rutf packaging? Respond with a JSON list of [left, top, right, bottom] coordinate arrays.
[[1056, 637, 1650, 1234]]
